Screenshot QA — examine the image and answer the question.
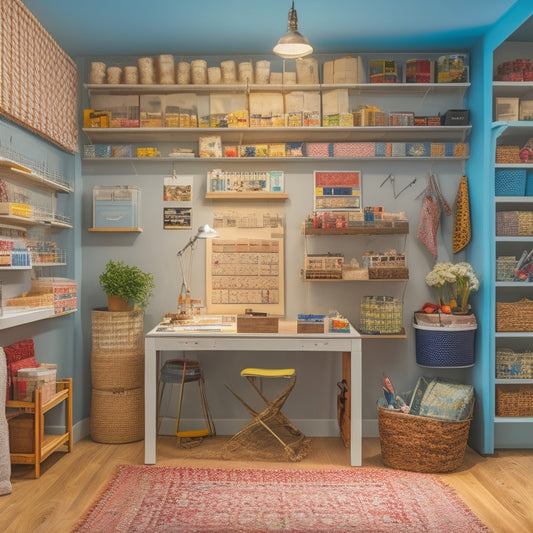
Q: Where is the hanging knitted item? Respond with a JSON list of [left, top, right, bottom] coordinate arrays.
[[417, 174, 451, 259], [452, 175, 471, 254]]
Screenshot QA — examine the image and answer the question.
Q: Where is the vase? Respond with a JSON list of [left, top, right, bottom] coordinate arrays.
[[107, 295, 132, 312]]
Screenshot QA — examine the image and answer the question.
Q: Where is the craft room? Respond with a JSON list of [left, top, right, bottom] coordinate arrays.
[[0, 1, 532, 531]]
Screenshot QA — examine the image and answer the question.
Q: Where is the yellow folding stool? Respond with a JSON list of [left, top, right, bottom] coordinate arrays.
[[224, 367, 310, 461]]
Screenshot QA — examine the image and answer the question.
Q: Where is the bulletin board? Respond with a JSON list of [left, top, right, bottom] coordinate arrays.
[[206, 207, 284, 315]]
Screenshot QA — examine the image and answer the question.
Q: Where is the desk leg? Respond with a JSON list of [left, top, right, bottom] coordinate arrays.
[[349, 340, 362, 466], [144, 337, 157, 464]]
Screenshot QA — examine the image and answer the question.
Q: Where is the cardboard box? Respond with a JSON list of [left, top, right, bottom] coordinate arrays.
[[323, 56, 363, 84], [14, 365, 57, 403], [495, 97, 519, 121]]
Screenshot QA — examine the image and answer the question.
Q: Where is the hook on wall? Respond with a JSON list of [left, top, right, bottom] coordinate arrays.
[[379, 173, 417, 199]]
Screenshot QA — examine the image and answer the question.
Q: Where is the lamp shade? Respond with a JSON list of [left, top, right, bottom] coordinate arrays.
[[196, 224, 218, 239], [273, 2, 313, 59]]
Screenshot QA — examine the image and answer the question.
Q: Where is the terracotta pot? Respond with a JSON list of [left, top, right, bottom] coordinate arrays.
[[107, 295, 132, 312]]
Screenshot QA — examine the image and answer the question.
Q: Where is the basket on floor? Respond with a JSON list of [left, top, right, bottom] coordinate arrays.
[[90, 387, 144, 443], [377, 402, 472, 473]]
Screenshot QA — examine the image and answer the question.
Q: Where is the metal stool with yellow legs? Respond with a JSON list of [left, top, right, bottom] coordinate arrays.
[[158, 359, 215, 448], [224, 368, 310, 461]]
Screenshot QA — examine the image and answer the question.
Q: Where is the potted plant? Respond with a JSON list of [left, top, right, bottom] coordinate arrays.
[[99, 259, 155, 311]]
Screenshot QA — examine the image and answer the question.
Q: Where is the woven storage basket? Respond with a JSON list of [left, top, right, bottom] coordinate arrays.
[[377, 402, 472, 473], [90, 387, 144, 443], [495, 145, 521, 164], [496, 348, 533, 379], [527, 172, 533, 196], [91, 309, 144, 352], [496, 211, 519, 236], [496, 256, 518, 281], [91, 350, 144, 390], [496, 298, 533, 331], [518, 211, 533, 235], [495, 168, 527, 196], [495, 385, 533, 417], [413, 323, 477, 367]]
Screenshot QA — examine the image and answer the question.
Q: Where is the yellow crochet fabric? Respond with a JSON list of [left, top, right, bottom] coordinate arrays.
[[453, 175, 472, 254]]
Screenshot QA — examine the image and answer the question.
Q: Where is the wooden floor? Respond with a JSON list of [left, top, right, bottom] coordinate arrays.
[[0, 436, 532, 532]]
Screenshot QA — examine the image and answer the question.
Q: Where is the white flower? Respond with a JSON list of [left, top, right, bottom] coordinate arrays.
[[425, 262, 455, 287]]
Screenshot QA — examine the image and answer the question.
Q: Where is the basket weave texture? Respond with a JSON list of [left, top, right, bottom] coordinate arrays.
[[91, 350, 144, 390], [495, 145, 521, 164], [495, 385, 533, 417], [495, 168, 527, 196], [496, 349, 533, 379], [91, 309, 144, 352], [0, 0, 78, 152], [377, 404, 472, 472], [90, 387, 144, 443], [496, 256, 518, 281], [496, 298, 533, 331]]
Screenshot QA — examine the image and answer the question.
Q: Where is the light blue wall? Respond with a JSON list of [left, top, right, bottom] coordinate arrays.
[[0, 116, 83, 426]]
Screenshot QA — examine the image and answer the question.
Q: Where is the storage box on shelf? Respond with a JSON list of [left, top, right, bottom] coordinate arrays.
[[6, 378, 73, 478]]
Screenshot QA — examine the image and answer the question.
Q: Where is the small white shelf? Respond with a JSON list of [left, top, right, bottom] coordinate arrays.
[[495, 379, 533, 385]]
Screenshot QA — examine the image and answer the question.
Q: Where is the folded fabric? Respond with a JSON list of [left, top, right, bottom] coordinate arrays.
[[409, 377, 474, 421]]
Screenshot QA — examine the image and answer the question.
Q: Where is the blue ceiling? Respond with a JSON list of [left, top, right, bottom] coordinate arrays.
[[21, 0, 523, 58]]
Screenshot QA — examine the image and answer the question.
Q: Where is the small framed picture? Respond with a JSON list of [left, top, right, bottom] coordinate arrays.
[[163, 207, 192, 229], [163, 175, 193, 202]]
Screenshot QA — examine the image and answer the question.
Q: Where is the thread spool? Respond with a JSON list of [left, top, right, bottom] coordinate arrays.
[[157, 54, 175, 84], [255, 60, 271, 84], [138, 57, 156, 84], [123, 66, 139, 84], [89, 62, 106, 84], [220, 60, 237, 84], [207, 67, 222, 84], [106, 67, 122, 84], [191, 59, 208, 84], [176, 62, 191, 84], [238, 62, 254, 84]]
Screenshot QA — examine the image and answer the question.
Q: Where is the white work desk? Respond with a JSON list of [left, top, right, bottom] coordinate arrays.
[[144, 321, 362, 466]]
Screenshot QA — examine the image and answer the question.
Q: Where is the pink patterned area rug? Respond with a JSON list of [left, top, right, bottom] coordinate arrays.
[[73, 466, 489, 532]]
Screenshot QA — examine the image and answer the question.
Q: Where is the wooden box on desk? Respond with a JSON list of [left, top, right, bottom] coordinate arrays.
[[237, 315, 279, 333], [297, 322, 325, 334]]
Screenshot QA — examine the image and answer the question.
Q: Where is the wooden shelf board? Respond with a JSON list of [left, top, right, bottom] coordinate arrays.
[[305, 277, 408, 282], [83, 125, 471, 144], [88, 227, 143, 232], [304, 226, 409, 235], [205, 192, 289, 200]]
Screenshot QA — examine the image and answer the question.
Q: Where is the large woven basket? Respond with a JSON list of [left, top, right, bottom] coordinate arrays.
[[90, 387, 144, 443], [495, 168, 527, 196], [91, 309, 144, 352], [496, 298, 533, 331], [91, 350, 144, 390], [378, 404, 472, 473]]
